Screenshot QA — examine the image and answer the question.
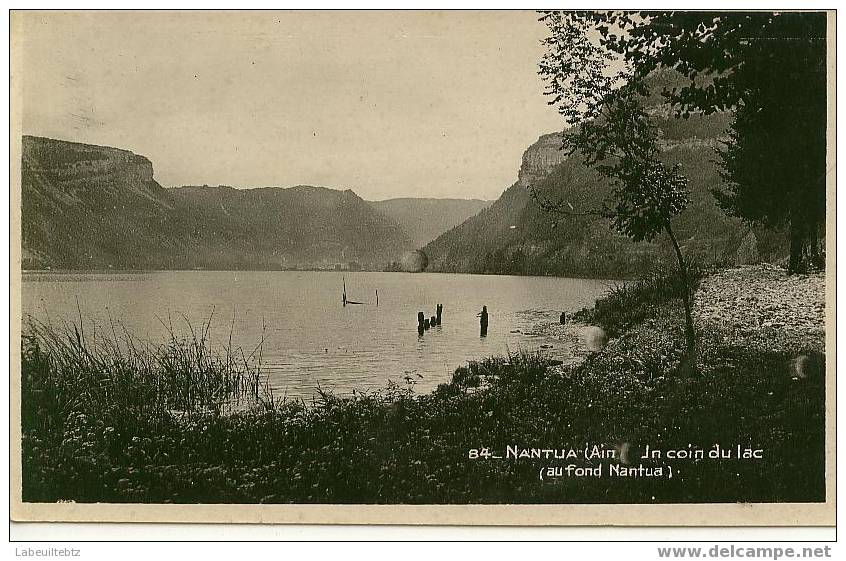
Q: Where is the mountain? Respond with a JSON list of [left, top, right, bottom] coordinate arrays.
[[423, 71, 787, 278], [369, 198, 491, 248], [20, 136, 414, 270], [169, 185, 415, 270]]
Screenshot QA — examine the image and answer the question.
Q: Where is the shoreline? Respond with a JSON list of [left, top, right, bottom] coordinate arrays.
[[21, 268, 633, 282]]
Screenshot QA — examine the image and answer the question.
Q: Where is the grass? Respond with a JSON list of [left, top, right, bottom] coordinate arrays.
[[573, 264, 704, 337], [20, 269, 825, 504]]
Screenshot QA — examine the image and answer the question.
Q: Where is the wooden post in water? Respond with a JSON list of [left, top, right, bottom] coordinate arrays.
[[430, 315, 437, 328], [478, 305, 488, 337], [417, 312, 425, 335], [436, 304, 442, 325], [424, 318, 431, 330], [376, 289, 379, 307]]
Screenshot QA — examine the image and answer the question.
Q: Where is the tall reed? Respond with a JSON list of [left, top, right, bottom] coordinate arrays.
[[21, 314, 273, 437]]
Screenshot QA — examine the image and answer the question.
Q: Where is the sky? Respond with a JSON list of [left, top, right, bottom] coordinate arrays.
[[17, 11, 565, 201]]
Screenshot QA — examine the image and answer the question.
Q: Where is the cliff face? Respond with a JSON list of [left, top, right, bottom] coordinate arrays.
[[20, 136, 415, 270], [23, 136, 162, 202], [517, 133, 568, 188]]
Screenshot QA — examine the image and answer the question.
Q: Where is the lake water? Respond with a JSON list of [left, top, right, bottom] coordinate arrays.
[[21, 271, 613, 400]]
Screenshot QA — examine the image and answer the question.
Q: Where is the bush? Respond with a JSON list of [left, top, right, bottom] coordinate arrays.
[[573, 264, 704, 337]]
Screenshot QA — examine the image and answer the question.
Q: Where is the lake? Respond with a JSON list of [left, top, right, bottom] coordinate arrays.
[[21, 271, 613, 400]]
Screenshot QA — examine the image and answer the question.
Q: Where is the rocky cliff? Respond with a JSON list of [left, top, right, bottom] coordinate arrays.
[[23, 136, 161, 200], [517, 133, 569, 188]]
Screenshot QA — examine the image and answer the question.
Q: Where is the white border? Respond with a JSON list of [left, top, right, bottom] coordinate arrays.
[[4, 0, 841, 544]]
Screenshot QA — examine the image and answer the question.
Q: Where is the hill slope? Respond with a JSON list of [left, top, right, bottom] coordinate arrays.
[[169, 185, 415, 269], [369, 198, 491, 248], [21, 136, 414, 270], [423, 73, 787, 278]]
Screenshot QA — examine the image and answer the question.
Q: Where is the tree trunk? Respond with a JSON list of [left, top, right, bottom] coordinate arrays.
[[808, 222, 823, 269], [665, 221, 697, 366], [788, 217, 807, 275]]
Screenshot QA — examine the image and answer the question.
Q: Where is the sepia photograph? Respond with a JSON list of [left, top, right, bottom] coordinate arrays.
[[9, 9, 835, 526]]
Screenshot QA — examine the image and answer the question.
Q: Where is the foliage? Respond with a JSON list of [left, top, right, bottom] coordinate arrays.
[[538, 11, 628, 127], [713, 19, 827, 272], [568, 93, 690, 243], [538, 10, 828, 273]]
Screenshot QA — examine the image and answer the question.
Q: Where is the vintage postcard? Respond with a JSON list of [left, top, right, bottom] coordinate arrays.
[[9, 9, 836, 526]]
